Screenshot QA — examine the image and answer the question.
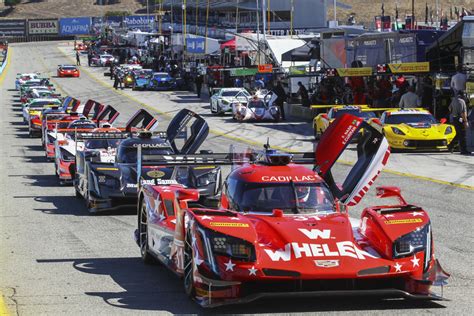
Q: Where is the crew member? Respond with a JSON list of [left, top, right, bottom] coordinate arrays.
[[297, 81, 310, 107], [448, 92, 471, 155], [450, 67, 467, 95], [76, 50, 81, 66], [399, 85, 419, 109], [195, 74, 203, 98], [273, 81, 287, 120]]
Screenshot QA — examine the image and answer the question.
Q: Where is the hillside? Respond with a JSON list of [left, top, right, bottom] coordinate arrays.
[[0, 0, 472, 25], [0, 0, 143, 19], [330, 0, 472, 25]]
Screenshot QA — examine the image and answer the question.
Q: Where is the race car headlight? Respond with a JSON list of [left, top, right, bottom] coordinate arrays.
[[221, 100, 230, 105], [269, 106, 279, 117], [393, 223, 430, 259], [209, 231, 255, 262], [444, 126, 453, 135], [391, 127, 406, 135]]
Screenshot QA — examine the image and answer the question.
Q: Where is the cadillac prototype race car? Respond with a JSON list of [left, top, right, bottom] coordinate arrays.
[[210, 88, 250, 115], [232, 93, 280, 122], [380, 108, 455, 150], [73, 109, 216, 214], [135, 114, 449, 307]]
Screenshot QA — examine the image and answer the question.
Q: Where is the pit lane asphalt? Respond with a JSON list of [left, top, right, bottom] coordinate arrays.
[[0, 41, 473, 315]]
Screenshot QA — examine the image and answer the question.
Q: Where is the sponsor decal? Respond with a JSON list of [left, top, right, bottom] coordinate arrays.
[[314, 259, 339, 268], [384, 218, 423, 225], [336, 68, 373, 77], [28, 19, 58, 35], [133, 143, 169, 148], [146, 170, 165, 178], [264, 228, 375, 261], [261, 175, 317, 182], [209, 222, 249, 228], [96, 167, 118, 171]]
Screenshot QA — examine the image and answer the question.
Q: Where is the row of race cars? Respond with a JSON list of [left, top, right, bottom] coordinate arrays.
[[15, 71, 450, 307]]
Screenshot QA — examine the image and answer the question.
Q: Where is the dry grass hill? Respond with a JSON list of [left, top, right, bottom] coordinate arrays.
[[0, 0, 472, 24]]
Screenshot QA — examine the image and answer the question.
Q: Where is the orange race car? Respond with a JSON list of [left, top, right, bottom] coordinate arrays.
[[57, 65, 80, 78]]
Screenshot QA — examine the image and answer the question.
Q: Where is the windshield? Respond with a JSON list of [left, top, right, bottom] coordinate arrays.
[[85, 139, 121, 149], [153, 73, 169, 79], [29, 101, 60, 108], [332, 109, 376, 119], [248, 100, 266, 109], [101, 55, 113, 59], [117, 146, 172, 163], [62, 66, 76, 70], [222, 90, 248, 97], [385, 114, 437, 124], [228, 181, 335, 214]]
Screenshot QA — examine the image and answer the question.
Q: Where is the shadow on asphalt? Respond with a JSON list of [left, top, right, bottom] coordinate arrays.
[[35, 256, 447, 314]]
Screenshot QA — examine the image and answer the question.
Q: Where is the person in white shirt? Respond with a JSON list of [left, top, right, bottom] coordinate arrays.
[[399, 86, 419, 108], [450, 68, 467, 94]]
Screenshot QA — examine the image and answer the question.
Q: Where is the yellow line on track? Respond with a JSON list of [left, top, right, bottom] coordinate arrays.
[[0, 293, 10, 316], [57, 45, 474, 191], [0, 46, 12, 86]]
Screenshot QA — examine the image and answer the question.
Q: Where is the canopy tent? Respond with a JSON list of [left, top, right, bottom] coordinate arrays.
[[220, 38, 236, 50], [281, 39, 320, 62], [266, 38, 307, 66]]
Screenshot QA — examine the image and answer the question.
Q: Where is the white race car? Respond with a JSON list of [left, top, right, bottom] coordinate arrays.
[[15, 73, 41, 90], [232, 91, 280, 122], [22, 98, 61, 123], [210, 88, 250, 114]]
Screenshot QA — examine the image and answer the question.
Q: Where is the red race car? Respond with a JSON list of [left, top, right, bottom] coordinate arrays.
[[134, 114, 449, 307], [57, 65, 80, 77]]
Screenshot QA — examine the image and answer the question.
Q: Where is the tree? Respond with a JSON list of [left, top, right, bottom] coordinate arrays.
[[5, 0, 21, 8]]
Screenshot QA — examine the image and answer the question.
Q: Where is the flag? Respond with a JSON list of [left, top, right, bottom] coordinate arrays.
[[396, 5, 399, 20], [450, 7, 453, 20], [425, 3, 429, 23], [381, 3, 384, 16], [455, 7, 459, 20]]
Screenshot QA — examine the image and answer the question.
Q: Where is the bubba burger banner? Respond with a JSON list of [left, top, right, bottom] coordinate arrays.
[[28, 19, 58, 35]]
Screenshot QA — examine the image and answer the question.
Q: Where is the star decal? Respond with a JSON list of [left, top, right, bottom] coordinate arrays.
[[394, 262, 403, 272], [159, 213, 166, 221], [384, 214, 395, 218], [410, 254, 420, 267], [194, 255, 203, 267], [200, 215, 213, 220], [224, 259, 235, 271], [248, 266, 257, 276], [411, 211, 424, 217]]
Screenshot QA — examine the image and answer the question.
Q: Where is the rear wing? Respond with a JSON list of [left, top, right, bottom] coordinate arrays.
[[82, 99, 104, 118], [75, 131, 129, 141], [95, 105, 120, 125]]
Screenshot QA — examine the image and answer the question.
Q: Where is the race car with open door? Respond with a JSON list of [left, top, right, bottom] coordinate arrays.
[[135, 114, 449, 307], [74, 109, 211, 214], [232, 92, 280, 122]]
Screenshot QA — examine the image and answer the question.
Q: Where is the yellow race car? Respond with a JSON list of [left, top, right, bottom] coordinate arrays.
[[379, 108, 455, 150], [312, 105, 377, 139]]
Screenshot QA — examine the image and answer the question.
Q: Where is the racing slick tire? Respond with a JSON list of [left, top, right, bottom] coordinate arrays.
[[138, 200, 155, 264], [183, 231, 196, 298]]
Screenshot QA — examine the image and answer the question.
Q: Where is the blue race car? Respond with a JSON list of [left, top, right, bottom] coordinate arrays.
[[148, 72, 177, 91], [132, 69, 154, 90]]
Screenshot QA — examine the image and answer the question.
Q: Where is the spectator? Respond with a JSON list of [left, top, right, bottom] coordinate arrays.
[[450, 67, 467, 95], [399, 86, 419, 108], [448, 92, 471, 155], [297, 81, 310, 107], [195, 74, 203, 98], [273, 81, 287, 120]]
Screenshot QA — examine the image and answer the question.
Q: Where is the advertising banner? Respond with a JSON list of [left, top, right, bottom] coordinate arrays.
[[388, 62, 430, 73], [123, 15, 155, 31], [105, 16, 124, 27], [336, 67, 373, 77], [59, 17, 91, 35], [0, 19, 26, 37], [258, 64, 273, 73], [28, 19, 58, 35], [186, 38, 205, 54]]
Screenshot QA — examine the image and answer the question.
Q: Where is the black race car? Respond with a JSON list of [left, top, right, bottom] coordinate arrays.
[[73, 109, 214, 213]]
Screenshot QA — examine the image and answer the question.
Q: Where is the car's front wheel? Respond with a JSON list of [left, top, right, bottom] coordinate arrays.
[[138, 201, 154, 264], [183, 231, 196, 298], [210, 102, 217, 114]]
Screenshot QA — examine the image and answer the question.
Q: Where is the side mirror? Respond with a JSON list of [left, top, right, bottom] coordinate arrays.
[[176, 188, 200, 202], [375, 186, 407, 205], [439, 118, 447, 124]]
